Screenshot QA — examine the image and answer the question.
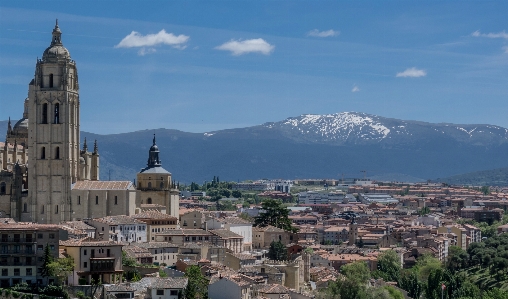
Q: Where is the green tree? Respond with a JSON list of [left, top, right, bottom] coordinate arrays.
[[415, 254, 442, 282], [254, 199, 297, 233], [375, 250, 401, 282], [341, 261, 370, 285], [268, 241, 288, 260], [40, 244, 54, 279], [447, 246, 469, 271], [159, 269, 168, 278], [419, 206, 431, 216], [184, 265, 208, 299], [232, 190, 242, 198], [398, 269, 424, 299], [48, 256, 74, 285], [122, 250, 137, 267]]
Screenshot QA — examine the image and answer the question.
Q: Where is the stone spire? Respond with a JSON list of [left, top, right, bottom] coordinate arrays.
[[93, 139, 98, 155], [83, 137, 88, 152], [147, 134, 161, 167], [7, 117, 12, 135], [51, 19, 62, 46]]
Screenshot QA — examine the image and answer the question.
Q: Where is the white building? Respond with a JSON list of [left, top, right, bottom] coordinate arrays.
[[206, 217, 252, 251], [88, 215, 147, 243]]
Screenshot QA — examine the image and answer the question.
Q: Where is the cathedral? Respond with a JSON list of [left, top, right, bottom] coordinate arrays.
[[0, 21, 179, 223]]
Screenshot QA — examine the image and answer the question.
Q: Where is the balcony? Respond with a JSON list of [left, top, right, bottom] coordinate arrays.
[[0, 238, 36, 243], [1, 250, 34, 255], [90, 258, 116, 273]]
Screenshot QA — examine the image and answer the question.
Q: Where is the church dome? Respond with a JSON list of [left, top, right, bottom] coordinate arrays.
[[42, 20, 71, 62], [42, 45, 70, 61], [12, 118, 28, 136]]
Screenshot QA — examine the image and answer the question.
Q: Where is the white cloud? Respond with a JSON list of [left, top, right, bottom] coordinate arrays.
[[307, 29, 340, 37], [138, 47, 156, 56], [352, 86, 360, 92], [115, 29, 189, 49], [215, 38, 274, 56], [396, 67, 427, 78], [471, 30, 508, 39]]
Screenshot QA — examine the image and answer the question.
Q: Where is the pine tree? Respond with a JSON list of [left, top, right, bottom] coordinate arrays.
[[41, 244, 54, 278]]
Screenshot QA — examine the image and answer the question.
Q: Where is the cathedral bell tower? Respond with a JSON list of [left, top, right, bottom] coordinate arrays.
[[28, 20, 80, 223]]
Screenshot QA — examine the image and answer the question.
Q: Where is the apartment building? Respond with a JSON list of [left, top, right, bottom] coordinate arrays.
[[132, 210, 178, 241], [0, 222, 67, 287], [60, 238, 123, 285], [87, 215, 147, 243]]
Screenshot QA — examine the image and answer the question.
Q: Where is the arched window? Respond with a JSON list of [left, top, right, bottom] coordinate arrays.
[[49, 74, 53, 88], [42, 103, 48, 124], [147, 198, 152, 204], [160, 182, 164, 189], [95, 196, 99, 205], [0, 182, 6, 195], [53, 103, 59, 124], [55, 205, 58, 214], [114, 196, 118, 205], [55, 147, 60, 159], [41, 147, 46, 159], [41, 205, 44, 214], [23, 203, 27, 213], [148, 182, 152, 189]]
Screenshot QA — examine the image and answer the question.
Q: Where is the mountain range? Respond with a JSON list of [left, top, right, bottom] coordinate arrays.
[[1, 112, 508, 185]]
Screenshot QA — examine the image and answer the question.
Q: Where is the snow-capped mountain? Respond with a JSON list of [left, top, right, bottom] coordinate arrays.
[[4, 112, 507, 183], [258, 112, 508, 146]]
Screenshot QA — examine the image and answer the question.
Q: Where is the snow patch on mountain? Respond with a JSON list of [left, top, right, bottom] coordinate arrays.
[[264, 112, 392, 142]]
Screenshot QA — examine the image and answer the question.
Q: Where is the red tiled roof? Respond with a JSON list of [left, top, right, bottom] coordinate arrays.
[[72, 181, 133, 190]]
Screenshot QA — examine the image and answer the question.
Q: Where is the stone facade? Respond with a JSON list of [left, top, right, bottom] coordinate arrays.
[[0, 22, 180, 224]]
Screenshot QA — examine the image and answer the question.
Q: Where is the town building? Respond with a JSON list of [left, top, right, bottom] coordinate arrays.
[[0, 222, 67, 287], [60, 238, 123, 285]]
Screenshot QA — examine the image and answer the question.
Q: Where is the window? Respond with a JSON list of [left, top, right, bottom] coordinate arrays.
[[41, 147, 46, 159], [41, 205, 44, 214], [55, 205, 58, 214], [42, 103, 48, 124], [147, 198, 152, 204], [26, 268, 32, 276], [50, 245, 55, 250], [156, 290, 164, 296], [14, 269, 20, 276], [0, 182, 5, 195], [84, 249, 87, 255], [53, 103, 59, 124], [23, 203, 27, 213], [38, 233, 43, 239], [148, 182, 152, 189], [49, 233, 55, 239], [96, 196, 98, 205], [1, 269, 7, 276], [83, 262, 87, 268], [107, 249, 110, 257], [78, 196, 81, 205], [102, 227, 104, 231], [37, 245, 43, 251], [160, 182, 164, 189], [170, 290, 178, 296], [115, 196, 118, 205], [49, 74, 54, 88], [55, 147, 60, 159]]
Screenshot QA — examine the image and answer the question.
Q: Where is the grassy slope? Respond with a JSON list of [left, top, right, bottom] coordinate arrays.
[[438, 167, 508, 186], [460, 266, 508, 291]]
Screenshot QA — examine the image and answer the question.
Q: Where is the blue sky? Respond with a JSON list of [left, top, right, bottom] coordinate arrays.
[[1, 1, 507, 134]]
